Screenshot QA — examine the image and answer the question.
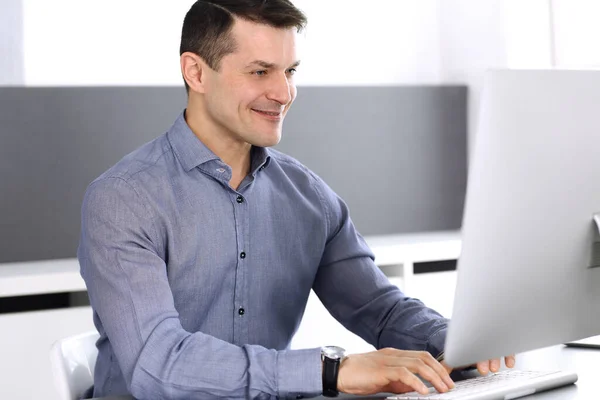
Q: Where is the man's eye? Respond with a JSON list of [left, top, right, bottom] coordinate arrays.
[[287, 68, 297, 75], [253, 70, 267, 76]]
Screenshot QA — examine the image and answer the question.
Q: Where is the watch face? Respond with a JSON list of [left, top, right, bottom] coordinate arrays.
[[322, 345, 346, 360]]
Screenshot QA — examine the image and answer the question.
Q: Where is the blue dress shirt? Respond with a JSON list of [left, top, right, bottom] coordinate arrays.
[[78, 111, 448, 399]]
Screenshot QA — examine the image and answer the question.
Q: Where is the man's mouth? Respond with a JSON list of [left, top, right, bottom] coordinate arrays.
[[252, 109, 282, 118]]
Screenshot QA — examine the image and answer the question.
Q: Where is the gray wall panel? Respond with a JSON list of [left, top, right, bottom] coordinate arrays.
[[279, 86, 468, 236], [0, 86, 466, 263]]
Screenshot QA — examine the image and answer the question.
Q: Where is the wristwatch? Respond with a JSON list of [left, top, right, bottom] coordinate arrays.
[[321, 346, 346, 397]]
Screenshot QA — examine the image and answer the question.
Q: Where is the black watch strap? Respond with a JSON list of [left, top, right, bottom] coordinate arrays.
[[322, 355, 340, 397]]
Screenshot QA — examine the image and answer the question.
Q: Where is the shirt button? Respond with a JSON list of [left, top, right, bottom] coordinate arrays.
[[238, 308, 245, 316], [216, 168, 225, 173], [240, 252, 246, 259], [236, 195, 244, 204]]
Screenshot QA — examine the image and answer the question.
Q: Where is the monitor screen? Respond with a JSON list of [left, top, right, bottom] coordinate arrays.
[[445, 69, 600, 367]]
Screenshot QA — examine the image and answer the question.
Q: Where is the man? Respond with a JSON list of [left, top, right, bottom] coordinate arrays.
[[78, 1, 514, 398]]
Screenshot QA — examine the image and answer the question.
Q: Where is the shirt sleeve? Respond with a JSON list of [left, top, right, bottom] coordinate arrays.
[[310, 175, 448, 358], [78, 177, 322, 399]]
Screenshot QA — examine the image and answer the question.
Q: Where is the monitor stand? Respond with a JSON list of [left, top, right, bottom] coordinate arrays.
[[564, 215, 600, 348], [592, 213, 600, 269]]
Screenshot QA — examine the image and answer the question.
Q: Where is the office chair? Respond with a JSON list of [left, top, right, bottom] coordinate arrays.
[[50, 331, 99, 400]]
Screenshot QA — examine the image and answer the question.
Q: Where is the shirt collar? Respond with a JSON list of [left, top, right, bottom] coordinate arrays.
[[250, 146, 271, 175], [168, 110, 271, 174], [167, 111, 219, 172]]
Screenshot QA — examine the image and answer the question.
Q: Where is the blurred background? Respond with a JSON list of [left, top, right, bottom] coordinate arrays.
[[1, 1, 599, 399]]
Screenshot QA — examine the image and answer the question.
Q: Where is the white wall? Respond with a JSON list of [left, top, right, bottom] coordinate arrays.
[[438, 0, 552, 154], [551, 0, 600, 67], [0, 0, 24, 84], [22, 0, 195, 86], [20, 0, 444, 86], [294, 0, 443, 85]]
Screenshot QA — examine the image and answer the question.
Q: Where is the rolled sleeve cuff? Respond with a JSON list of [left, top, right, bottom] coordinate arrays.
[[427, 326, 448, 359], [277, 347, 322, 399]]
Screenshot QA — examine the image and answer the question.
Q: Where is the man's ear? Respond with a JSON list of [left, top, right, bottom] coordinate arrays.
[[181, 52, 208, 94]]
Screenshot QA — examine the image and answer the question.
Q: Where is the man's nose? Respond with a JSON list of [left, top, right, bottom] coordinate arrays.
[[266, 73, 292, 105]]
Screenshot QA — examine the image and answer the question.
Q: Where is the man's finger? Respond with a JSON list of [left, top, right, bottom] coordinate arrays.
[[490, 358, 501, 373], [505, 354, 516, 368], [477, 360, 490, 375], [440, 360, 453, 374], [415, 352, 455, 389], [392, 367, 430, 395], [405, 361, 450, 394], [388, 350, 454, 389]]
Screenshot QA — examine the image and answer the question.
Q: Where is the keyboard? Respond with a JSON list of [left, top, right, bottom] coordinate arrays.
[[386, 369, 578, 400]]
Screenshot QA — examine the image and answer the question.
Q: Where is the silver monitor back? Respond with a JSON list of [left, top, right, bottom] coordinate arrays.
[[445, 69, 600, 367]]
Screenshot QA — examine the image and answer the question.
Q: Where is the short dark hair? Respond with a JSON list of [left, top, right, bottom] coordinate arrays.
[[180, 0, 307, 92]]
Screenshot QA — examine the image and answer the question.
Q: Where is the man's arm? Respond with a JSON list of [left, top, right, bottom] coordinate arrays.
[[311, 178, 448, 356], [313, 249, 454, 395], [78, 177, 321, 399], [314, 256, 448, 354], [309, 176, 515, 396], [303, 174, 459, 396]]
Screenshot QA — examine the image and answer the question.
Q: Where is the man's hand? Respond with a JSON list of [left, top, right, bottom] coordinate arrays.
[[337, 348, 456, 396], [441, 355, 516, 375]]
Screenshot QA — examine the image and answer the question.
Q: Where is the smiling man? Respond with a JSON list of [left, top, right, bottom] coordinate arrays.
[[78, 1, 513, 399]]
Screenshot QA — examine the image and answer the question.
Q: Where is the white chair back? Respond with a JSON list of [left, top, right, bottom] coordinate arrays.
[[50, 331, 100, 400]]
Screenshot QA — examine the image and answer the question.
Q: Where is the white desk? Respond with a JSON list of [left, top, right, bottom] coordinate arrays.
[[0, 258, 84, 297], [365, 230, 461, 290]]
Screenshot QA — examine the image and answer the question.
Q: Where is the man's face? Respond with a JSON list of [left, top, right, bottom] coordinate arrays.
[[201, 18, 299, 148]]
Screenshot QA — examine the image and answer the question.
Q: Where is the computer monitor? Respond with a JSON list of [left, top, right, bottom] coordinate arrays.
[[444, 69, 600, 368]]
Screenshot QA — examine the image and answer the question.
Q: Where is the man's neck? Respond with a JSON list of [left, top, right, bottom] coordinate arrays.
[[185, 106, 251, 190]]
